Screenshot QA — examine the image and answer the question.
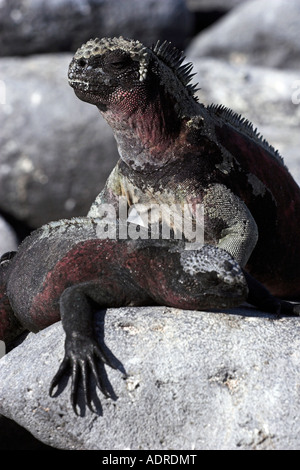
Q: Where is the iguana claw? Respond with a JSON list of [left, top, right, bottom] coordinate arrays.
[[50, 335, 116, 415]]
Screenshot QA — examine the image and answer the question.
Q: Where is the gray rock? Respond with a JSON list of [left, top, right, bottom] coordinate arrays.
[[187, 0, 300, 70], [0, 54, 119, 228], [191, 58, 300, 184], [0, 0, 193, 57], [0, 216, 18, 256], [1, 306, 300, 450]]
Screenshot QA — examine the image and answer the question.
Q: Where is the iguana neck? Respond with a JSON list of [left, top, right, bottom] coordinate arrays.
[[98, 88, 182, 172]]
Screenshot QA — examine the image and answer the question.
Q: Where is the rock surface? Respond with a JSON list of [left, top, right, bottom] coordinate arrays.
[[187, 0, 300, 70], [1, 306, 300, 450], [0, 0, 193, 56], [0, 54, 119, 227]]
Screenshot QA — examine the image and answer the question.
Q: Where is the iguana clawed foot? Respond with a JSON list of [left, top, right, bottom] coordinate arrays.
[[49, 334, 116, 415]]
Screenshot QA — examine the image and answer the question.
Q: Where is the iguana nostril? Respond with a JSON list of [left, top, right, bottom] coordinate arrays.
[[77, 58, 87, 67]]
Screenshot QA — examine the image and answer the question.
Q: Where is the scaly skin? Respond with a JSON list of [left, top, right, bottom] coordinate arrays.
[[1, 37, 300, 414]]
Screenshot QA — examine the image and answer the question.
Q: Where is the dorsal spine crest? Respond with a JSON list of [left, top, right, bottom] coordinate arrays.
[[208, 103, 284, 165], [152, 40, 200, 98]]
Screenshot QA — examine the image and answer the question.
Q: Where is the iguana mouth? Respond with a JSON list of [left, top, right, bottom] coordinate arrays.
[[68, 78, 90, 92], [68, 78, 103, 104], [71, 86, 104, 106]]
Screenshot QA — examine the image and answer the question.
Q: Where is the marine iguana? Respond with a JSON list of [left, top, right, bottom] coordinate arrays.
[[1, 37, 300, 414]]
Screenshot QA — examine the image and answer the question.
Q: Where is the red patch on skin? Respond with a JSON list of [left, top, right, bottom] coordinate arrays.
[[30, 239, 128, 330], [126, 250, 202, 310], [31, 238, 196, 331]]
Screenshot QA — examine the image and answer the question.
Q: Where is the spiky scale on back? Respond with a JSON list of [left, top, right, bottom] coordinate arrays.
[[151, 40, 200, 96], [207, 103, 284, 165]]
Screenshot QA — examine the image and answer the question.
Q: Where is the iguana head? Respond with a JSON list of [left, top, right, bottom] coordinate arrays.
[[69, 36, 199, 114], [68, 36, 199, 169], [68, 37, 148, 112]]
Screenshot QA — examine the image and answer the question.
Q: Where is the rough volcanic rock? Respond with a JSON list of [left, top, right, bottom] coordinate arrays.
[[1, 306, 300, 450]]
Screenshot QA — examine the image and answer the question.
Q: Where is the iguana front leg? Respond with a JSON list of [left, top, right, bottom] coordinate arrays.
[[200, 184, 298, 312], [49, 282, 118, 415], [203, 183, 258, 267]]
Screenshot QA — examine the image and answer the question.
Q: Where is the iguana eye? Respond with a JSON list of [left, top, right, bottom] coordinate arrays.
[[110, 60, 129, 70], [105, 51, 132, 71]]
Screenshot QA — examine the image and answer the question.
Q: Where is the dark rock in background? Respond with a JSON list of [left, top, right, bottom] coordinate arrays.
[[0, 0, 193, 56], [186, 0, 249, 33]]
